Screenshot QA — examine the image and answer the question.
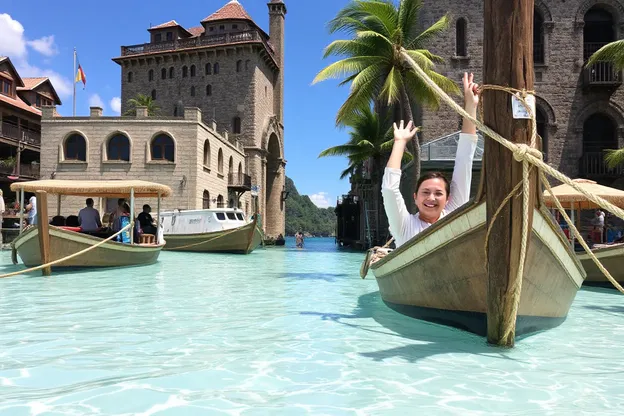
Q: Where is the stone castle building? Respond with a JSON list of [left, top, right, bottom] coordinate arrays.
[[419, 0, 624, 187], [110, 0, 287, 237], [37, 0, 286, 237]]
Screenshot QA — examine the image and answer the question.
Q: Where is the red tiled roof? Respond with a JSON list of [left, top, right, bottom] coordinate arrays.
[[18, 77, 47, 90], [188, 26, 205, 37], [0, 93, 41, 116], [202, 0, 255, 23], [150, 20, 180, 30]]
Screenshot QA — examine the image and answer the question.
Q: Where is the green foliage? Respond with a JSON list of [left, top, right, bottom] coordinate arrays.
[[285, 176, 336, 237], [124, 94, 161, 116], [604, 148, 624, 169], [0, 156, 16, 168], [586, 40, 624, 71]]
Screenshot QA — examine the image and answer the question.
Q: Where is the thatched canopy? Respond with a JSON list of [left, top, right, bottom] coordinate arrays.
[[10, 180, 172, 198], [543, 179, 624, 210]]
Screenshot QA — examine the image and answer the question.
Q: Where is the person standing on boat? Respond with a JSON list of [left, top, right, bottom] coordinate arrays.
[[25, 194, 37, 226], [382, 72, 479, 248]]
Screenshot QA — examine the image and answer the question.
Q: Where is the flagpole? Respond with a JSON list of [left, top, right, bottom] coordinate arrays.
[[73, 48, 76, 116]]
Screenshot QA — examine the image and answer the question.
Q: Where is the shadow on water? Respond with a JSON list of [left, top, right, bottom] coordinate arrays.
[[0, 261, 161, 278], [277, 272, 349, 282], [302, 291, 525, 363], [583, 305, 624, 315]]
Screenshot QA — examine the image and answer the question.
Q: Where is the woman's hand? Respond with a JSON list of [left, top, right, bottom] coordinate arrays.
[[392, 120, 419, 146], [462, 72, 479, 135]]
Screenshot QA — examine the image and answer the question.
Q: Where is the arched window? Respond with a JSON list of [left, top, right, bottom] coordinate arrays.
[[233, 116, 241, 134], [203, 190, 210, 209], [583, 113, 617, 152], [238, 162, 243, 175], [64, 133, 87, 161], [456, 18, 467, 57], [161, 68, 167, 80], [534, 11, 544, 64], [169, 67, 174, 78], [206, 84, 212, 96], [151, 89, 156, 100], [203, 140, 211, 167], [236, 60, 242, 72], [214, 62, 220, 74], [217, 194, 224, 208], [191, 86, 196, 97], [217, 148, 224, 173], [128, 71, 133, 83], [173, 106, 178, 117], [107, 134, 130, 161], [148, 69, 154, 81], [245, 59, 250, 70], [182, 66, 188, 78], [151, 134, 175, 162], [190, 65, 196, 77], [584, 7, 615, 60], [205, 63, 212, 75], [228, 156, 234, 175]]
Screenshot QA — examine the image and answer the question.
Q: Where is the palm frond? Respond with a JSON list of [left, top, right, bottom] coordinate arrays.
[[408, 14, 450, 49], [379, 65, 403, 105], [313, 56, 382, 84], [319, 144, 366, 158], [586, 40, 624, 70], [398, 0, 422, 43], [604, 148, 624, 169]]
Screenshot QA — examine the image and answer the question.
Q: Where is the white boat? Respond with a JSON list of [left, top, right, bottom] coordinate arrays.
[[160, 208, 263, 254]]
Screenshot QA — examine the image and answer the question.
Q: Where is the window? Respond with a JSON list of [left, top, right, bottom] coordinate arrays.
[[149, 69, 154, 81], [166, 32, 173, 41], [232, 24, 238, 29], [64, 133, 87, 161], [265, 86, 267, 97], [1, 78, 12, 95], [206, 84, 212, 96], [245, 60, 250, 70], [107, 134, 130, 161], [456, 18, 467, 57], [169, 67, 174, 78], [209, 26, 214, 32], [205, 63, 212, 75], [128, 71, 133, 83], [227, 212, 236, 220], [36, 95, 41, 107], [217, 148, 224, 173], [214, 62, 220, 74], [155, 33, 162, 42], [203, 140, 211, 167], [228, 156, 234, 175], [203, 190, 210, 209], [151, 89, 157, 100], [217, 195, 224, 207], [216, 212, 226, 220], [182, 66, 188, 78], [191, 86, 196, 97], [236, 213, 244, 221], [238, 162, 243, 175], [233, 117, 241, 134], [236, 60, 242, 72], [151, 134, 175, 162], [161, 68, 167, 80], [190, 65, 196, 77], [219, 25, 225, 30], [534, 11, 545, 64]]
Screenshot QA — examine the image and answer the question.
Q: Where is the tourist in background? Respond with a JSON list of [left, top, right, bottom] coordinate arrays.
[[78, 198, 102, 232], [137, 204, 157, 235], [25, 194, 37, 226]]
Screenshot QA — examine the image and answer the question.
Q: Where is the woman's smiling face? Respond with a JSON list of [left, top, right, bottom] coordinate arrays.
[[415, 178, 449, 223]]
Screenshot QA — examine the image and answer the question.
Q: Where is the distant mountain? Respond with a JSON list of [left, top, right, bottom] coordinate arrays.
[[285, 176, 336, 237]]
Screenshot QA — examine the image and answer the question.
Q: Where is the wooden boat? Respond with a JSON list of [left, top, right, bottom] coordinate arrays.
[[577, 243, 624, 285], [370, 201, 585, 337], [161, 208, 263, 254], [10, 180, 172, 273]]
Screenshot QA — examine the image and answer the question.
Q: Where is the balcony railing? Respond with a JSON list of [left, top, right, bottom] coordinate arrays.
[[584, 61, 622, 86], [0, 122, 41, 146], [121, 30, 263, 57], [0, 163, 40, 178], [580, 152, 624, 177], [228, 172, 252, 190]]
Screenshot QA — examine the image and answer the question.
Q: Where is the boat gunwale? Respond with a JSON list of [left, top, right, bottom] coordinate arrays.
[[578, 243, 624, 260]]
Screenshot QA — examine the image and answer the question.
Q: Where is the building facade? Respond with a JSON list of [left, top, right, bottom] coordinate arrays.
[[419, 0, 624, 187], [112, 0, 287, 237], [39, 105, 251, 218], [0, 56, 61, 191]]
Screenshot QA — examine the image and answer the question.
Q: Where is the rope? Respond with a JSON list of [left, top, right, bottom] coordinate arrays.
[[360, 237, 395, 279], [0, 222, 134, 279], [401, 48, 624, 299], [164, 224, 256, 251]]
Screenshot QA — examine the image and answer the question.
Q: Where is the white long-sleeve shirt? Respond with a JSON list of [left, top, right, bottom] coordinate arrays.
[[381, 133, 478, 248]]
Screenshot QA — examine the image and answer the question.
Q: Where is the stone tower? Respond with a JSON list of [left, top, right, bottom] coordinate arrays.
[[113, 0, 287, 238]]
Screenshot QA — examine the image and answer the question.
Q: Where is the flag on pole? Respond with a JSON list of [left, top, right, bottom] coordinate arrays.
[[75, 55, 86, 89]]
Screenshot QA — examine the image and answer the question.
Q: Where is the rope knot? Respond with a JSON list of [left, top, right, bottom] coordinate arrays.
[[513, 144, 543, 163]]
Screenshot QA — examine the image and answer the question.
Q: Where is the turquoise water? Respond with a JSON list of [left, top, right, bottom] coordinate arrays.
[[1, 237, 623, 415]]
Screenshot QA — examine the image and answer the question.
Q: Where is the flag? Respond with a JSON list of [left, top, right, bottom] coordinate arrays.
[[75, 55, 86, 89]]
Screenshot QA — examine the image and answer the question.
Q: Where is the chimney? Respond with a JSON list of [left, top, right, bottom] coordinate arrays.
[[184, 107, 202, 122], [41, 105, 58, 119], [135, 106, 148, 118], [90, 107, 103, 117]]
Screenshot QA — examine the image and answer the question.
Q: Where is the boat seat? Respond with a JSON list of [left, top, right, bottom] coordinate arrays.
[[66, 215, 80, 227], [140, 234, 155, 244]]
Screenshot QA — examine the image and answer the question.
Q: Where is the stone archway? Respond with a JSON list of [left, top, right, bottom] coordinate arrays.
[[264, 133, 285, 238]]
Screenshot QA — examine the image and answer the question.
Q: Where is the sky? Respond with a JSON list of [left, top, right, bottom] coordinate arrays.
[[0, 0, 361, 209]]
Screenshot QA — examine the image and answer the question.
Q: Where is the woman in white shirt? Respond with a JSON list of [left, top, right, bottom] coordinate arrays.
[[382, 72, 480, 248]]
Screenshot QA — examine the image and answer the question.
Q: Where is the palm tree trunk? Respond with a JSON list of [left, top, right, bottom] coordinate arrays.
[[401, 83, 420, 213]]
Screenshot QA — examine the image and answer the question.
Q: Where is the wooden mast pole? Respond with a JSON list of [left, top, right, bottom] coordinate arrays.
[[36, 191, 51, 276], [484, 0, 536, 347]]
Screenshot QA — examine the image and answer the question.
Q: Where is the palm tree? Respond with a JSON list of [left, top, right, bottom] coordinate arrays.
[[586, 40, 624, 70], [123, 94, 160, 116], [604, 148, 624, 169], [313, 0, 460, 185]]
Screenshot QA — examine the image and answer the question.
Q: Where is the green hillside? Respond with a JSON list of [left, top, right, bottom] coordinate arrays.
[[285, 176, 336, 237]]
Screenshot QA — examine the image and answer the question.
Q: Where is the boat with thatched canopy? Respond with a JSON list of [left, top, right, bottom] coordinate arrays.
[[543, 178, 624, 285], [160, 208, 263, 254], [9, 180, 172, 272]]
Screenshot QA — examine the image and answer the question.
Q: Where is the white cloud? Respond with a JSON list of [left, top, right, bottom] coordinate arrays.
[[0, 14, 70, 98], [110, 97, 121, 114], [88, 94, 105, 110], [27, 36, 59, 57], [309, 192, 332, 209]]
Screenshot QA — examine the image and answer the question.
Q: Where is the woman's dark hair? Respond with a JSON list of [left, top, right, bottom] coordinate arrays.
[[123, 203, 130, 213], [416, 172, 450, 195]]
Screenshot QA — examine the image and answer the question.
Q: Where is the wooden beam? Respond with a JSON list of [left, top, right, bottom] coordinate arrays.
[[36, 191, 51, 276], [484, 0, 536, 347]]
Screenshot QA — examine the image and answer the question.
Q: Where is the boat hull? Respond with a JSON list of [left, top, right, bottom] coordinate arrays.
[[13, 226, 163, 268], [578, 244, 624, 285], [163, 221, 263, 254], [370, 202, 585, 337]]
